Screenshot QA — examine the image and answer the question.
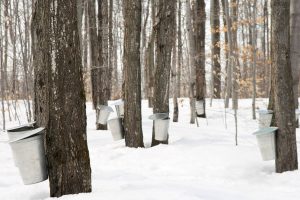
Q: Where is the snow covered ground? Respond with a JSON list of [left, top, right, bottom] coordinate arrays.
[[1, 98, 300, 200]]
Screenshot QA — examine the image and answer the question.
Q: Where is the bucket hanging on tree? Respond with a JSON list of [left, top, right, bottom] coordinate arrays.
[[8, 127, 48, 185], [253, 127, 278, 161], [108, 118, 125, 141], [257, 110, 273, 128], [149, 113, 170, 141], [97, 105, 114, 125]]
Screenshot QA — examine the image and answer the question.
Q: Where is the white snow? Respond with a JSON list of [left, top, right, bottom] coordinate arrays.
[[1, 98, 300, 200]]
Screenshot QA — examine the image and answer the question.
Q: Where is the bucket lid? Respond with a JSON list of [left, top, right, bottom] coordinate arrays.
[[108, 117, 122, 122], [97, 105, 114, 112], [253, 127, 278, 136], [6, 122, 36, 132], [111, 99, 124, 106], [257, 109, 273, 114], [9, 127, 45, 143], [149, 113, 169, 120]]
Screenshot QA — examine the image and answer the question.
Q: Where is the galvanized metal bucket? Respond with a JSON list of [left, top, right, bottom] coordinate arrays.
[[9, 127, 48, 185], [97, 105, 114, 125], [257, 110, 273, 128], [149, 113, 170, 141], [112, 100, 124, 118], [108, 118, 124, 141], [253, 127, 278, 161], [149, 113, 169, 120], [154, 118, 170, 141], [296, 109, 300, 120], [195, 100, 205, 115], [6, 122, 36, 142]]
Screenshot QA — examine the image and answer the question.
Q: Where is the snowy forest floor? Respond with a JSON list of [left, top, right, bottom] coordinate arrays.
[[1, 98, 300, 200]]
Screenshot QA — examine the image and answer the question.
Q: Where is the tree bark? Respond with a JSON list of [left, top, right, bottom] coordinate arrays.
[[271, 0, 298, 173], [173, 1, 179, 123], [32, 0, 92, 196], [186, 0, 196, 124], [96, 0, 108, 130], [210, 0, 221, 99], [88, 0, 99, 110], [290, 0, 300, 111], [194, 0, 206, 118], [123, 0, 144, 148], [151, 0, 176, 146]]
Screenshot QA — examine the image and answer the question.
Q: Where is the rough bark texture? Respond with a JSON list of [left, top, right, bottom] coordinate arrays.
[[194, 0, 206, 118], [101, 0, 110, 100], [186, 0, 196, 124], [151, 0, 175, 146], [32, 0, 92, 197], [171, 26, 178, 122], [146, 0, 156, 108], [221, 0, 230, 101], [88, 0, 99, 110], [271, 0, 298, 173], [108, 0, 114, 97], [176, 0, 182, 121], [210, 0, 221, 99], [250, 0, 257, 120], [123, 0, 144, 148], [231, 0, 239, 110], [290, 0, 300, 110], [173, 1, 179, 123], [0, 3, 6, 130], [96, 0, 108, 130]]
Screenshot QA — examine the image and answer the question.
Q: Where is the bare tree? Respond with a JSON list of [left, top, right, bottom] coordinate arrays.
[[123, 0, 144, 148], [32, 0, 92, 196], [271, 0, 298, 173], [194, 0, 206, 118], [186, 0, 196, 124], [210, 0, 221, 99], [151, 0, 176, 146], [290, 0, 300, 111]]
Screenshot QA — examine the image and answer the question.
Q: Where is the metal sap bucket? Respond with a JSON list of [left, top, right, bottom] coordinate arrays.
[[195, 100, 205, 115], [257, 110, 273, 128], [111, 99, 124, 118], [108, 118, 124, 141], [296, 109, 300, 121], [253, 127, 278, 161], [6, 123, 37, 166], [7, 122, 36, 142], [97, 105, 114, 125], [9, 127, 48, 185], [149, 113, 170, 141]]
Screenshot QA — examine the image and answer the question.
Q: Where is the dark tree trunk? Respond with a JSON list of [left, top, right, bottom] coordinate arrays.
[[32, 0, 92, 197], [194, 0, 206, 118], [123, 0, 144, 148], [210, 0, 221, 99], [172, 1, 178, 123], [88, 0, 99, 110], [96, 0, 108, 130], [221, 0, 229, 100], [108, 0, 114, 98], [291, 0, 300, 113], [151, 0, 176, 147], [271, 0, 298, 173]]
